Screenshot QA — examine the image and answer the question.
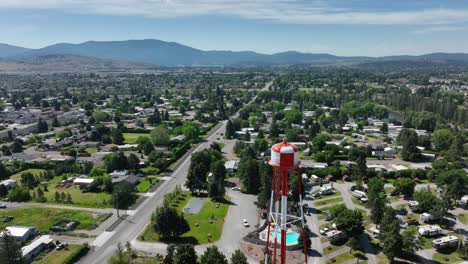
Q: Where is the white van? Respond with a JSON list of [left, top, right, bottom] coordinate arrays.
[[432, 236, 459, 249], [460, 195, 468, 207], [418, 225, 443, 237]]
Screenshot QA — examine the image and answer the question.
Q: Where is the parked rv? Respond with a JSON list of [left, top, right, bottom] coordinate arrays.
[[352, 190, 368, 203], [418, 225, 443, 237], [432, 236, 459, 250], [320, 186, 334, 195]]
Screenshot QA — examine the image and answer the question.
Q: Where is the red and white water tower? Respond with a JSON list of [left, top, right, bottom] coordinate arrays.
[[265, 139, 308, 264]]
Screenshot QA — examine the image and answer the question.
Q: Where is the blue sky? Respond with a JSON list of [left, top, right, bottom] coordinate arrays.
[[1, 0, 468, 56]]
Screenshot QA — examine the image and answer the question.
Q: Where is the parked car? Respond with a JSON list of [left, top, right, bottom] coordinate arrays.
[[1, 198, 9, 202], [231, 187, 240, 191], [397, 208, 408, 215], [242, 219, 249, 227], [405, 219, 419, 226], [313, 192, 321, 198], [0, 204, 7, 209], [3, 216, 14, 222], [319, 227, 330, 235]]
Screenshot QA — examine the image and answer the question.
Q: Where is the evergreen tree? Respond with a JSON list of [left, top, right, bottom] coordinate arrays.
[[230, 250, 248, 264], [380, 207, 402, 262], [225, 120, 235, 139], [111, 128, 124, 145], [52, 117, 60, 127], [164, 244, 176, 264], [151, 206, 190, 239], [174, 244, 198, 264], [0, 231, 25, 264], [200, 246, 228, 264]]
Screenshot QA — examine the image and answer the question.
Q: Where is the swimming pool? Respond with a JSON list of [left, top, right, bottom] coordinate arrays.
[[270, 231, 299, 244]]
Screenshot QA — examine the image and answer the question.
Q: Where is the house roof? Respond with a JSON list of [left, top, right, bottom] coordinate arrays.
[[22, 235, 53, 257], [4, 226, 35, 238], [73, 178, 95, 184]]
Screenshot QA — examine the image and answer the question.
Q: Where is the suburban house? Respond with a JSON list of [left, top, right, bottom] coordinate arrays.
[[224, 160, 239, 172], [22, 235, 54, 263], [73, 177, 96, 188], [2, 226, 37, 241]]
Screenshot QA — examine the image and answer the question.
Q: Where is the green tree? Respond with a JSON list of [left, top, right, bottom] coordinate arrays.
[[208, 161, 226, 200], [297, 226, 312, 249], [380, 207, 402, 262], [432, 129, 454, 152], [164, 244, 176, 264], [174, 244, 198, 264], [394, 178, 416, 197], [401, 226, 422, 254], [150, 126, 170, 146], [200, 246, 228, 264], [182, 123, 200, 141], [0, 231, 25, 264], [225, 120, 235, 139], [413, 190, 437, 212], [111, 182, 135, 209], [238, 158, 259, 194], [230, 250, 248, 264], [111, 128, 124, 145], [347, 237, 361, 253], [151, 206, 190, 239], [127, 153, 140, 172], [37, 118, 48, 133], [107, 243, 127, 264], [334, 209, 364, 238], [398, 129, 421, 161]]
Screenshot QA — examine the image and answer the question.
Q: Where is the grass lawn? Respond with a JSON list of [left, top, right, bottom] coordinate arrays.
[[123, 132, 150, 144], [317, 203, 346, 213], [420, 237, 433, 249], [85, 147, 97, 153], [323, 244, 344, 255], [351, 197, 369, 208], [43, 177, 112, 208], [433, 251, 463, 264], [0, 207, 106, 232], [140, 192, 230, 244], [10, 168, 47, 181], [314, 197, 344, 207], [457, 213, 468, 224], [136, 177, 158, 193], [32, 244, 87, 264]]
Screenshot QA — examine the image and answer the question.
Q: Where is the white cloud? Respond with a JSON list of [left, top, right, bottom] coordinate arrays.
[[413, 26, 465, 34], [1, 0, 468, 25]]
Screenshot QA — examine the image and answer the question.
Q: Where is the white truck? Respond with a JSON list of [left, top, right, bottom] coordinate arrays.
[[432, 236, 459, 249], [460, 195, 468, 207], [418, 225, 443, 237]]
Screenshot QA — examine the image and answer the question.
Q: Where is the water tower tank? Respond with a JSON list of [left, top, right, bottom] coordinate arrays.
[[269, 139, 299, 168]]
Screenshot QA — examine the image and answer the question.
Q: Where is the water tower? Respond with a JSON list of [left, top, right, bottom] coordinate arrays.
[[265, 139, 308, 264]]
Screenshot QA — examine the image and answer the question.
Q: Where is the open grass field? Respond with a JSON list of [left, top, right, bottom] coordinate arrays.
[[140, 192, 230, 244], [323, 243, 344, 255], [314, 197, 344, 207], [326, 252, 367, 264], [123, 132, 150, 144], [136, 176, 158, 193], [43, 177, 112, 208], [433, 251, 463, 264], [85, 147, 97, 153], [32, 244, 87, 264], [457, 212, 468, 224], [10, 168, 47, 181], [0, 207, 106, 232]]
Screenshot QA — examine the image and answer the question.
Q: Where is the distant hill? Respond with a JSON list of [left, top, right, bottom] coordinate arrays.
[[0, 54, 156, 73], [1, 39, 468, 67], [0, 44, 31, 58]]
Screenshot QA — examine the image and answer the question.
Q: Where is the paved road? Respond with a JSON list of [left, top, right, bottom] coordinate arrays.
[[79, 81, 272, 264]]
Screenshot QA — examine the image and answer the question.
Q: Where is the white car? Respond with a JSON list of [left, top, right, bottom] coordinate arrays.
[[0, 204, 6, 209], [231, 187, 240, 191], [319, 227, 329, 235], [242, 219, 250, 227]]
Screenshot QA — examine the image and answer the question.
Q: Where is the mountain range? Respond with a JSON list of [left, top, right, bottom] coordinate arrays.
[[2, 39, 468, 69]]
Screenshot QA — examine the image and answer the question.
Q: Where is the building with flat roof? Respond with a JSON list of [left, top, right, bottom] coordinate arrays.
[[2, 226, 37, 241], [22, 235, 54, 262]]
